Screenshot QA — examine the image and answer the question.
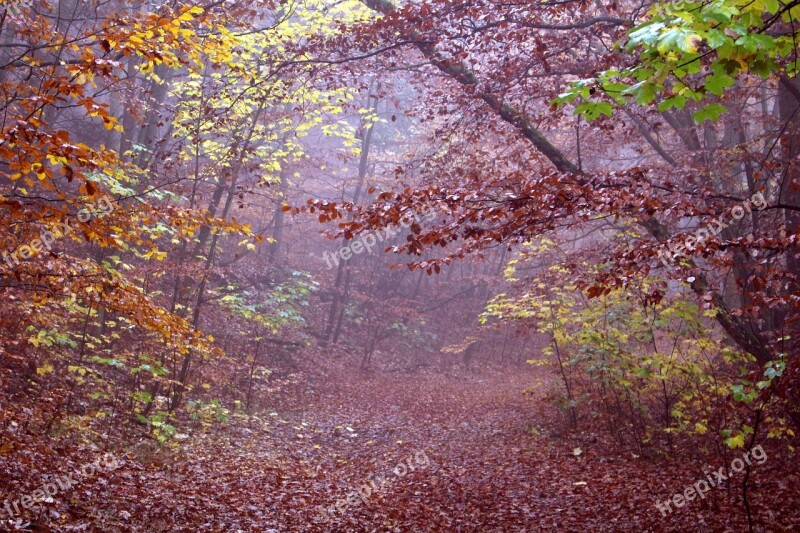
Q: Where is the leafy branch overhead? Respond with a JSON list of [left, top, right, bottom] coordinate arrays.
[[556, 0, 800, 121]]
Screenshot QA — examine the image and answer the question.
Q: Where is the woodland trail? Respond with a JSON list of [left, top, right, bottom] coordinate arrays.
[[78, 367, 791, 533]]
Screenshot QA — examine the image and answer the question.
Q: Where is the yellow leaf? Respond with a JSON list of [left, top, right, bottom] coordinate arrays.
[[67, 365, 87, 376], [46, 154, 69, 166], [726, 434, 746, 449], [36, 363, 54, 376]]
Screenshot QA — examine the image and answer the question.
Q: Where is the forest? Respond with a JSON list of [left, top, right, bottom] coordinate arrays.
[[0, 0, 799, 531]]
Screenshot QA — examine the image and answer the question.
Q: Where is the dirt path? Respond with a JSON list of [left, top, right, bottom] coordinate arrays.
[[78, 369, 784, 532]]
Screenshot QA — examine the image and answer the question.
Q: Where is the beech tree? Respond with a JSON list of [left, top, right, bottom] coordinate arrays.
[[296, 0, 800, 418]]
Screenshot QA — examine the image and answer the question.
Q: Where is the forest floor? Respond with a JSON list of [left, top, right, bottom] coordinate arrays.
[[2, 366, 797, 532]]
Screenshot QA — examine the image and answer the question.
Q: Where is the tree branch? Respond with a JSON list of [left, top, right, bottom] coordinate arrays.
[[359, 0, 773, 364]]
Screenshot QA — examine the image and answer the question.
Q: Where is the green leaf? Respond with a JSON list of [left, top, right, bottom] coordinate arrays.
[[628, 21, 666, 48], [596, 101, 613, 118], [735, 34, 775, 54], [706, 29, 730, 50], [656, 28, 682, 54], [132, 391, 153, 403], [602, 81, 628, 93], [625, 81, 658, 105], [764, 0, 780, 14], [89, 356, 124, 368], [750, 59, 773, 78], [574, 101, 612, 121], [658, 94, 689, 112], [704, 72, 735, 96], [693, 103, 727, 123], [731, 383, 758, 403]]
